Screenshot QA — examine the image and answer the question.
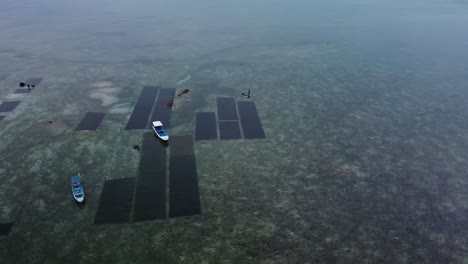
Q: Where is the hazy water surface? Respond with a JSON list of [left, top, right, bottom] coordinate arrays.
[[1, 0, 468, 263]]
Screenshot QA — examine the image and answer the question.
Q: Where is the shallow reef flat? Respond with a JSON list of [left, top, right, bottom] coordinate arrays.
[[2, 0, 468, 263]]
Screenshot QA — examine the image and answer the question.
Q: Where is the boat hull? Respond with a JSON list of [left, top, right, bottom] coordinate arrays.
[[74, 196, 85, 203], [152, 126, 169, 141], [71, 175, 85, 203]]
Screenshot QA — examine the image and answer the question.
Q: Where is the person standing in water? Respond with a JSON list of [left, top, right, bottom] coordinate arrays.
[[241, 89, 251, 98]]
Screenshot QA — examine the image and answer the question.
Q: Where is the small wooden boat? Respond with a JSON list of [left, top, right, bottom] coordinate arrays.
[[152, 121, 169, 141], [71, 174, 85, 203]]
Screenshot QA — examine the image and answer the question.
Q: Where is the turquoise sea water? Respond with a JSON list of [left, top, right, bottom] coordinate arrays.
[[1, 0, 468, 263]]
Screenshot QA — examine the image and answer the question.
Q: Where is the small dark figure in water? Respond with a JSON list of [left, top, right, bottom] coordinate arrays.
[[19, 82, 25, 87], [31, 85, 35, 89], [48, 120, 53, 124], [133, 145, 140, 151], [241, 89, 251, 98]]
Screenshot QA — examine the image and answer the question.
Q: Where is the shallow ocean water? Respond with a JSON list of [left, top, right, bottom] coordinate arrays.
[[1, 0, 468, 263]]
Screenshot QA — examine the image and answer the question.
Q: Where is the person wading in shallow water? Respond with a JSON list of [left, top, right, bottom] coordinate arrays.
[[241, 89, 251, 98]]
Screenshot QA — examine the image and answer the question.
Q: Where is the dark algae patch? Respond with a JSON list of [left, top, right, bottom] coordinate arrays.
[[195, 112, 217, 141], [133, 132, 168, 221], [125, 86, 159, 130], [219, 120, 242, 140], [74, 112, 106, 131], [94, 178, 136, 224], [0, 101, 21, 112]]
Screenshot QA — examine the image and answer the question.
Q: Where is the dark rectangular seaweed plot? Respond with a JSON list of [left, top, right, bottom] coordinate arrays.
[[25, 78, 42, 86], [94, 178, 136, 225], [195, 112, 217, 141], [170, 135, 194, 156], [169, 155, 201, 217], [14, 89, 31, 94], [74, 112, 106, 131], [219, 121, 242, 140], [169, 135, 200, 217], [133, 132, 167, 221], [237, 101, 266, 139], [158, 88, 176, 99], [149, 105, 171, 128], [125, 86, 159, 130], [217, 97, 238, 121], [148, 88, 176, 128], [0, 101, 21, 112], [0, 222, 14, 236]]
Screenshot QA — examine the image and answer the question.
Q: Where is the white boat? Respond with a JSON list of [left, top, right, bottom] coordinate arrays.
[[71, 174, 85, 203], [152, 121, 169, 141]]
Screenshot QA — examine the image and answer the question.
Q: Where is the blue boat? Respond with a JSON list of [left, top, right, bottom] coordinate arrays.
[[152, 121, 169, 141], [71, 174, 85, 203]]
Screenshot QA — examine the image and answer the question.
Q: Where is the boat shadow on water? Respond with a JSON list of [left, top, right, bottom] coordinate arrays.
[[74, 199, 86, 209], [153, 133, 169, 147]]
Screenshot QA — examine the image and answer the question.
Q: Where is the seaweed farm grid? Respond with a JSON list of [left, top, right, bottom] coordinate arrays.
[[94, 133, 201, 224], [0, 81, 263, 230], [195, 97, 266, 141]]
